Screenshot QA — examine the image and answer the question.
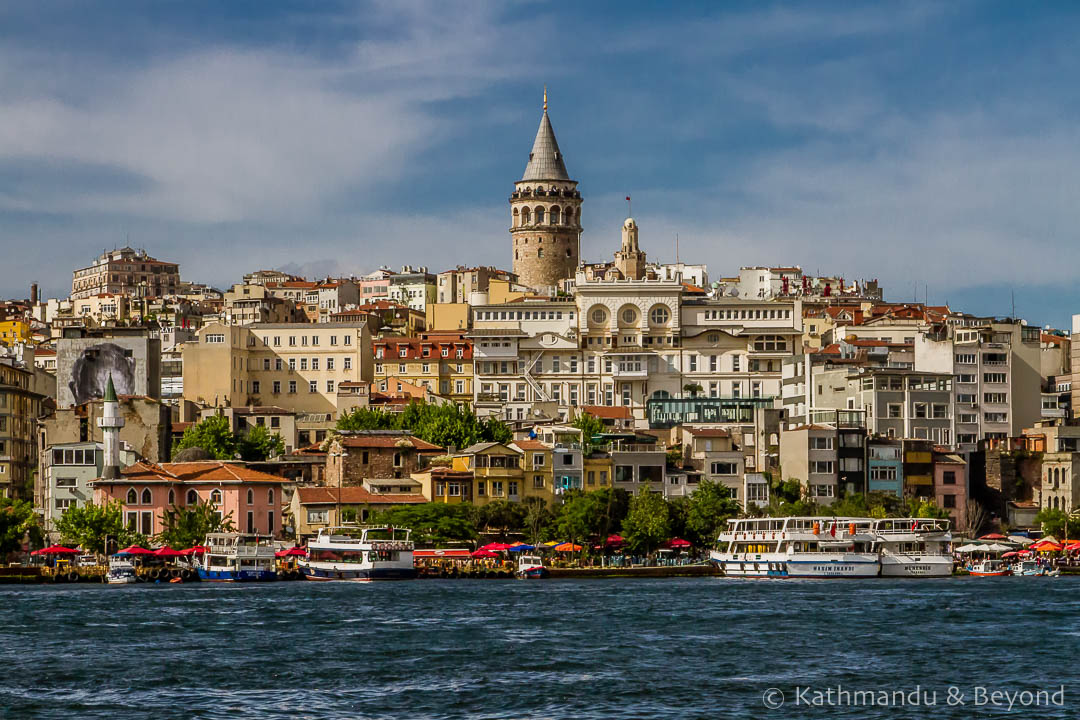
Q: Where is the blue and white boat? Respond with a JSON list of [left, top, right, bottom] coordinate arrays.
[[299, 526, 417, 581], [197, 533, 277, 581], [710, 516, 881, 578]]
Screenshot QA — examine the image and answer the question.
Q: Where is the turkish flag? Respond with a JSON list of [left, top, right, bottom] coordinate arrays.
[[830, 523, 836, 537], [625, 196, 631, 201]]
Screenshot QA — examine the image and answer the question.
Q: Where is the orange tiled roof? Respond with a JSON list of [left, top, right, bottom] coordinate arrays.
[[107, 461, 284, 484], [580, 405, 632, 420], [295, 487, 427, 505], [513, 439, 548, 451]]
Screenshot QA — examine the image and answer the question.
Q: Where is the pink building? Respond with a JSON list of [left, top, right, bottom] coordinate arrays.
[[933, 453, 968, 531], [92, 461, 285, 538]]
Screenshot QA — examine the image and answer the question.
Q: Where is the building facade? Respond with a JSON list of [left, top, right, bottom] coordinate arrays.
[[71, 247, 180, 300]]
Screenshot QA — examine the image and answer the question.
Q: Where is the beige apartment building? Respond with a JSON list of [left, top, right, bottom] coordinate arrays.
[[71, 247, 180, 300], [182, 322, 373, 416]]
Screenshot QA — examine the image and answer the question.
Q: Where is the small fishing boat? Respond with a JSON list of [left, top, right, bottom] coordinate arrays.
[[516, 554, 549, 579], [106, 556, 138, 584], [197, 533, 277, 582], [968, 559, 1011, 577]]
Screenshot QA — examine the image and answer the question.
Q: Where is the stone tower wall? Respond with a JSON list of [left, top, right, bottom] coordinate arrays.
[[510, 181, 582, 290]]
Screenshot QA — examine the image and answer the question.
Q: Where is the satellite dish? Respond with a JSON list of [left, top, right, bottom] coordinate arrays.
[[727, 288, 740, 297]]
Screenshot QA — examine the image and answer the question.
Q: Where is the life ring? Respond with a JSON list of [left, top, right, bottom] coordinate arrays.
[[150, 568, 163, 581], [170, 568, 182, 579], [180, 569, 193, 582], [66, 571, 79, 583]]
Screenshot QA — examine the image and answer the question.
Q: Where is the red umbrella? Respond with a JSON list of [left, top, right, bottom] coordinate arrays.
[[1064, 542, 1080, 552], [471, 549, 500, 558], [978, 533, 1009, 540], [116, 545, 153, 555], [152, 546, 182, 558], [178, 545, 208, 556], [478, 542, 513, 552], [1002, 551, 1020, 558], [605, 534, 625, 546], [668, 538, 692, 549], [31, 545, 79, 556], [275, 547, 307, 558]]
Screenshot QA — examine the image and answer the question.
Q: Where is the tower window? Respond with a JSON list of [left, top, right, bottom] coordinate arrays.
[[535, 207, 545, 224], [538, 249, 544, 258]]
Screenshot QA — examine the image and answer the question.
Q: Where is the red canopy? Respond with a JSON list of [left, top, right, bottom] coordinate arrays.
[[31, 545, 78, 556], [978, 533, 1009, 540], [471, 549, 500, 558], [178, 545, 208, 556], [275, 547, 307, 558], [1065, 542, 1080, 552], [1032, 540, 1063, 552], [605, 534, 625, 546], [667, 538, 692, 549], [152, 546, 182, 557]]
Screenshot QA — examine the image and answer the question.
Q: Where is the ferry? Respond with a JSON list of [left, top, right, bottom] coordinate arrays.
[[299, 526, 417, 581], [197, 533, 278, 581], [711, 517, 881, 578], [106, 556, 138, 584], [516, 554, 549, 579], [874, 518, 954, 577]]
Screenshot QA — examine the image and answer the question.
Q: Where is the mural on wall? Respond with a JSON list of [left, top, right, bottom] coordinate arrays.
[[68, 343, 136, 405]]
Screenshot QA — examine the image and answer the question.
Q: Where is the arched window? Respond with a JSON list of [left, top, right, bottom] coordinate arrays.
[[512, 208, 519, 227], [186, 489, 198, 505], [521, 207, 531, 225], [566, 207, 575, 225], [141, 488, 152, 505], [268, 488, 275, 505], [247, 488, 254, 505], [550, 206, 561, 225], [168, 489, 175, 506], [535, 207, 545, 224], [649, 304, 671, 326], [1054, 496, 1060, 510], [589, 305, 608, 326], [210, 489, 223, 505], [126, 488, 138, 505]]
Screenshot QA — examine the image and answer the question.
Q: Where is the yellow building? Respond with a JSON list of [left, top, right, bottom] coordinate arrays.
[[182, 321, 373, 416], [456, 442, 524, 505], [583, 451, 614, 491], [512, 439, 554, 503], [0, 320, 31, 347], [373, 334, 473, 406]]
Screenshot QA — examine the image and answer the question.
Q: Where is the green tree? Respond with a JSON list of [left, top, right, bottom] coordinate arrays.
[[572, 412, 605, 443], [339, 401, 512, 452], [370, 503, 477, 547], [338, 407, 402, 431], [173, 415, 238, 460], [1035, 508, 1068, 538], [555, 491, 602, 548], [685, 479, 741, 546], [621, 489, 672, 556], [903, 497, 951, 520], [0, 497, 41, 556], [157, 502, 236, 549], [521, 497, 556, 545], [474, 500, 525, 540], [238, 424, 286, 461], [55, 501, 142, 556]]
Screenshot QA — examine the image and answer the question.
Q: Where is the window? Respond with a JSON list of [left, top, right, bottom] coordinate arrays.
[[247, 489, 254, 505], [810, 461, 834, 474], [210, 489, 223, 505], [931, 404, 948, 419], [275, 359, 283, 371], [914, 403, 928, 419], [312, 358, 320, 371], [810, 436, 833, 450], [309, 381, 318, 393], [955, 353, 976, 364], [753, 335, 786, 352], [327, 380, 335, 393], [509, 481, 519, 496], [288, 358, 296, 370], [272, 381, 281, 394], [958, 373, 976, 384], [251, 381, 260, 394], [141, 488, 152, 505], [126, 488, 138, 505], [204, 334, 225, 344], [476, 481, 486, 496], [492, 481, 504, 496], [710, 462, 737, 475], [732, 355, 740, 372], [533, 475, 545, 489], [186, 489, 198, 504], [307, 509, 329, 524], [958, 393, 975, 404], [344, 357, 352, 370], [810, 484, 835, 498], [621, 308, 636, 324], [983, 372, 1007, 384], [532, 453, 545, 468], [983, 392, 1007, 404], [942, 495, 956, 509], [942, 470, 956, 485], [887, 403, 902, 419], [649, 306, 670, 325]]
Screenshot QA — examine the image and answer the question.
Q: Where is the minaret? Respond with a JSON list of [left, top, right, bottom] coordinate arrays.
[[98, 374, 125, 480], [510, 88, 583, 291], [614, 217, 647, 280]]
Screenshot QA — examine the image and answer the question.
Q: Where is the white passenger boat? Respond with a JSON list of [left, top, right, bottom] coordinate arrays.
[[873, 518, 954, 577], [299, 526, 417, 581], [106, 556, 138, 584], [710, 517, 880, 578], [197, 533, 277, 582]]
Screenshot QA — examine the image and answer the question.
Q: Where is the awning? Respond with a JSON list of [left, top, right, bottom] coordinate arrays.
[[152, 546, 182, 558], [115, 545, 152, 555], [31, 545, 79, 556], [414, 549, 472, 559], [275, 547, 307, 558], [553, 542, 582, 552], [471, 549, 500, 558], [508, 545, 535, 552]]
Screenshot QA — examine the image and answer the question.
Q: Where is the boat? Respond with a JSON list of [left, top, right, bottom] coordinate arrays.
[[106, 556, 138, 584], [873, 518, 954, 578], [1011, 560, 1057, 577], [710, 517, 881, 578], [968, 559, 1012, 577], [197, 533, 277, 582], [515, 554, 549, 579], [299, 526, 417, 581]]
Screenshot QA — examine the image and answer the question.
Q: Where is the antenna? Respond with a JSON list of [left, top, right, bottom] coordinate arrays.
[[675, 233, 680, 265], [1011, 289, 1016, 320]]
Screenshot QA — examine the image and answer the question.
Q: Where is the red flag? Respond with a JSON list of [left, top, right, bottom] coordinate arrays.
[[830, 522, 836, 538], [911, 518, 917, 532], [625, 196, 631, 201]]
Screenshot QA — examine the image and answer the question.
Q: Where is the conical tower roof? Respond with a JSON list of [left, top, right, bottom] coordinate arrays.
[[521, 101, 570, 182], [104, 373, 118, 403]]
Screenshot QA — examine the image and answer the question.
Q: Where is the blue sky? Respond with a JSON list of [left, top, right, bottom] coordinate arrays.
[[3, 1, 1080, 328]]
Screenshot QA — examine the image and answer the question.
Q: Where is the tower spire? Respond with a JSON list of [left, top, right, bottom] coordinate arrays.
[[543, 85, 547, 112]]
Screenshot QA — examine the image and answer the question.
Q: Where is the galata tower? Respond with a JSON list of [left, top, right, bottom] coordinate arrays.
[[510, 90, 582, 291]]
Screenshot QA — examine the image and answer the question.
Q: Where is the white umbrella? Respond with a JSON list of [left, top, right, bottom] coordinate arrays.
[[1041, 535, 1059, 544], [985, 543, 1012, 553], [955, 543, 983, 553], [1007, 536, 1034, 546]]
